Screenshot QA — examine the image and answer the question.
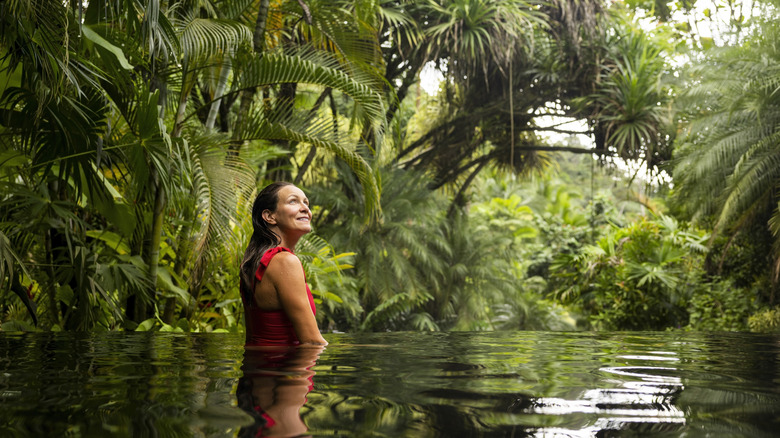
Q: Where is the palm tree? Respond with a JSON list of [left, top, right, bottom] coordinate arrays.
[[672, 15, 780, 299], [313, 166, 451, 331], [0, 0, 388, 329], [390, 0, 612, 207], [394, 0, 547, 163], [432, 208, 528, 330], [0, 0, 135, 327], [572, 13, 675, 169]]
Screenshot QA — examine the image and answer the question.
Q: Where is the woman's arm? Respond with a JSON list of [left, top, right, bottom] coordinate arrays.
[[267, 252, 328, 346]]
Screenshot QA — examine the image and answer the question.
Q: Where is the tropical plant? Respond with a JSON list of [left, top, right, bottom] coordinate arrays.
[[313, 166, 451, 331], [748, 306, 780, 332], [549, 214, 709, 330], [295, 233, 362, 328], [686, 278, 757, 331], [0, 0, 388, 331], [672, 12, 780, 300], [444, 194, 575, 331], [571, 10, 676, 169]]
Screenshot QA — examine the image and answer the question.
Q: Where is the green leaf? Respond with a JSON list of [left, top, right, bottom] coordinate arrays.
[[0, 150, 28, 168], [85, 230, 131, 254], [0, 320, 37, 331], [81, 25, 133, 70], [157, 269, 191, 305], [56, 285, 74, 306], [135, 318, 157, 331], [235, 51, 384, 127], [312, 290, 344, 304], [159, 323, 183, 332]]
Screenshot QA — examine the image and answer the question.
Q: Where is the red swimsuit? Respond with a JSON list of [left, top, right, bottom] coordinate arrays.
[[242, 247, 316, 346]]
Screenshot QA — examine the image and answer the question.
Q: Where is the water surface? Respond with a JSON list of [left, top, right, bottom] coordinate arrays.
[[1, 331, 779, 437]]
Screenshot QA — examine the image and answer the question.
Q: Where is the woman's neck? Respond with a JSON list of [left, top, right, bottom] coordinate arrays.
[[274, 230, 302, 251]]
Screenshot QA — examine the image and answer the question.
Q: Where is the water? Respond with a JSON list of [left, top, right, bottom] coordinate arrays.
[[1, 331, 779, 437]]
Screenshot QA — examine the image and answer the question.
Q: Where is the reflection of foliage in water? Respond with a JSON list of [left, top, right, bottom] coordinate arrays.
[[0, 333, 248, 436], [3, 331, 780, 436], [305, 331, 780, 437]]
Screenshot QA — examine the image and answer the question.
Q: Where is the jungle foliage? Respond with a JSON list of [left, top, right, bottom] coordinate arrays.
[[1, 0, 779, 333]]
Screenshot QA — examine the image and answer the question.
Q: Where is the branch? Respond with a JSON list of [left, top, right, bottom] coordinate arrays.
[[512, 145, 602, 155], [428, 156, 487, 190], [535, 126, 592, 136], [297, 0, 312, 24], [447, 158, 490, 216]]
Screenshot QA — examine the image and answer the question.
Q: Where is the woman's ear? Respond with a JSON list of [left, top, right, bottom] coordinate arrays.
[[262, 209, 276, 225]]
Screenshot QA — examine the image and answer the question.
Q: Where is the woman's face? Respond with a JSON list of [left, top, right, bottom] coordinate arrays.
[[266, 185, 312, 235]]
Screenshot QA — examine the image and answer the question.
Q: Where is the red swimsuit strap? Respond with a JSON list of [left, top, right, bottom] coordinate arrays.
[[250, 246, 315, 317], [256, 246, 294, 283], [249, 247, 294, 298]]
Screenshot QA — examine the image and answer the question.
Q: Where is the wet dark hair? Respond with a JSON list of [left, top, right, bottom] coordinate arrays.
[[240, 181, 294, 298]]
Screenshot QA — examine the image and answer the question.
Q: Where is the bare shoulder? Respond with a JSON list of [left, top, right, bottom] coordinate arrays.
[[265, 250, 303, 275]]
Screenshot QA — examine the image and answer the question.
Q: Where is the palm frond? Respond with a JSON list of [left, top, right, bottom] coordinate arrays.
[[674, 16, 780, 260], [286, 3, 387, 86], [235, 51, 385, 125], [186, 131, 256, 258], [212, 0, 257, 21], [239, 113, 381, 219], [178, 17, 252, 63], [360, 291, 433, 331], [141, 0, 180, 61]]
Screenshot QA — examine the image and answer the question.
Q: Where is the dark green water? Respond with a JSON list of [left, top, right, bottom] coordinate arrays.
[[1, 331, 779, 437]]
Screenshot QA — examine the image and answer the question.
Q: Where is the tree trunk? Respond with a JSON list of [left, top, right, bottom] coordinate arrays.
[[172, 63, 193, 138], [141, 167, 166, 322], [509, 54, 514, 168], [267, 82, 298, 182], [447, 159, 489, 217], [230, 0, 271, 154], [205, 57, 231, 130], [294, 87, 333, 184]]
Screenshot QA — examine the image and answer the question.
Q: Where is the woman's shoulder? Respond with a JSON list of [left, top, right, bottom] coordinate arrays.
[[265, 248, 302, 272], [260, 246, 293, 265]]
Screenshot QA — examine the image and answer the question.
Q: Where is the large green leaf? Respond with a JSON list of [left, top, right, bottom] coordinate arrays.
[[81, 25, 133, 70]]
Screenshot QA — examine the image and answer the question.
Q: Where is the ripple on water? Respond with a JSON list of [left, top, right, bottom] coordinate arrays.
[[2, 331, 780, 437]]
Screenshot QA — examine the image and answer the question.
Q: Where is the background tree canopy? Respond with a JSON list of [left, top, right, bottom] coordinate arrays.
[[1, 0, 779, 333]]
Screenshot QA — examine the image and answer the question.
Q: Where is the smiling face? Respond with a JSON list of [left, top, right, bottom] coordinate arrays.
[[262, 185, 312, 238]]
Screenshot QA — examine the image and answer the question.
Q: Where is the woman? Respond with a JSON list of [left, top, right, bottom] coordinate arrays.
[[240, 182, 328, 347]]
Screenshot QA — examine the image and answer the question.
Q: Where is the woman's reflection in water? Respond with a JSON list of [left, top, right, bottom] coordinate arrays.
[[237, 345, 324, 438]]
